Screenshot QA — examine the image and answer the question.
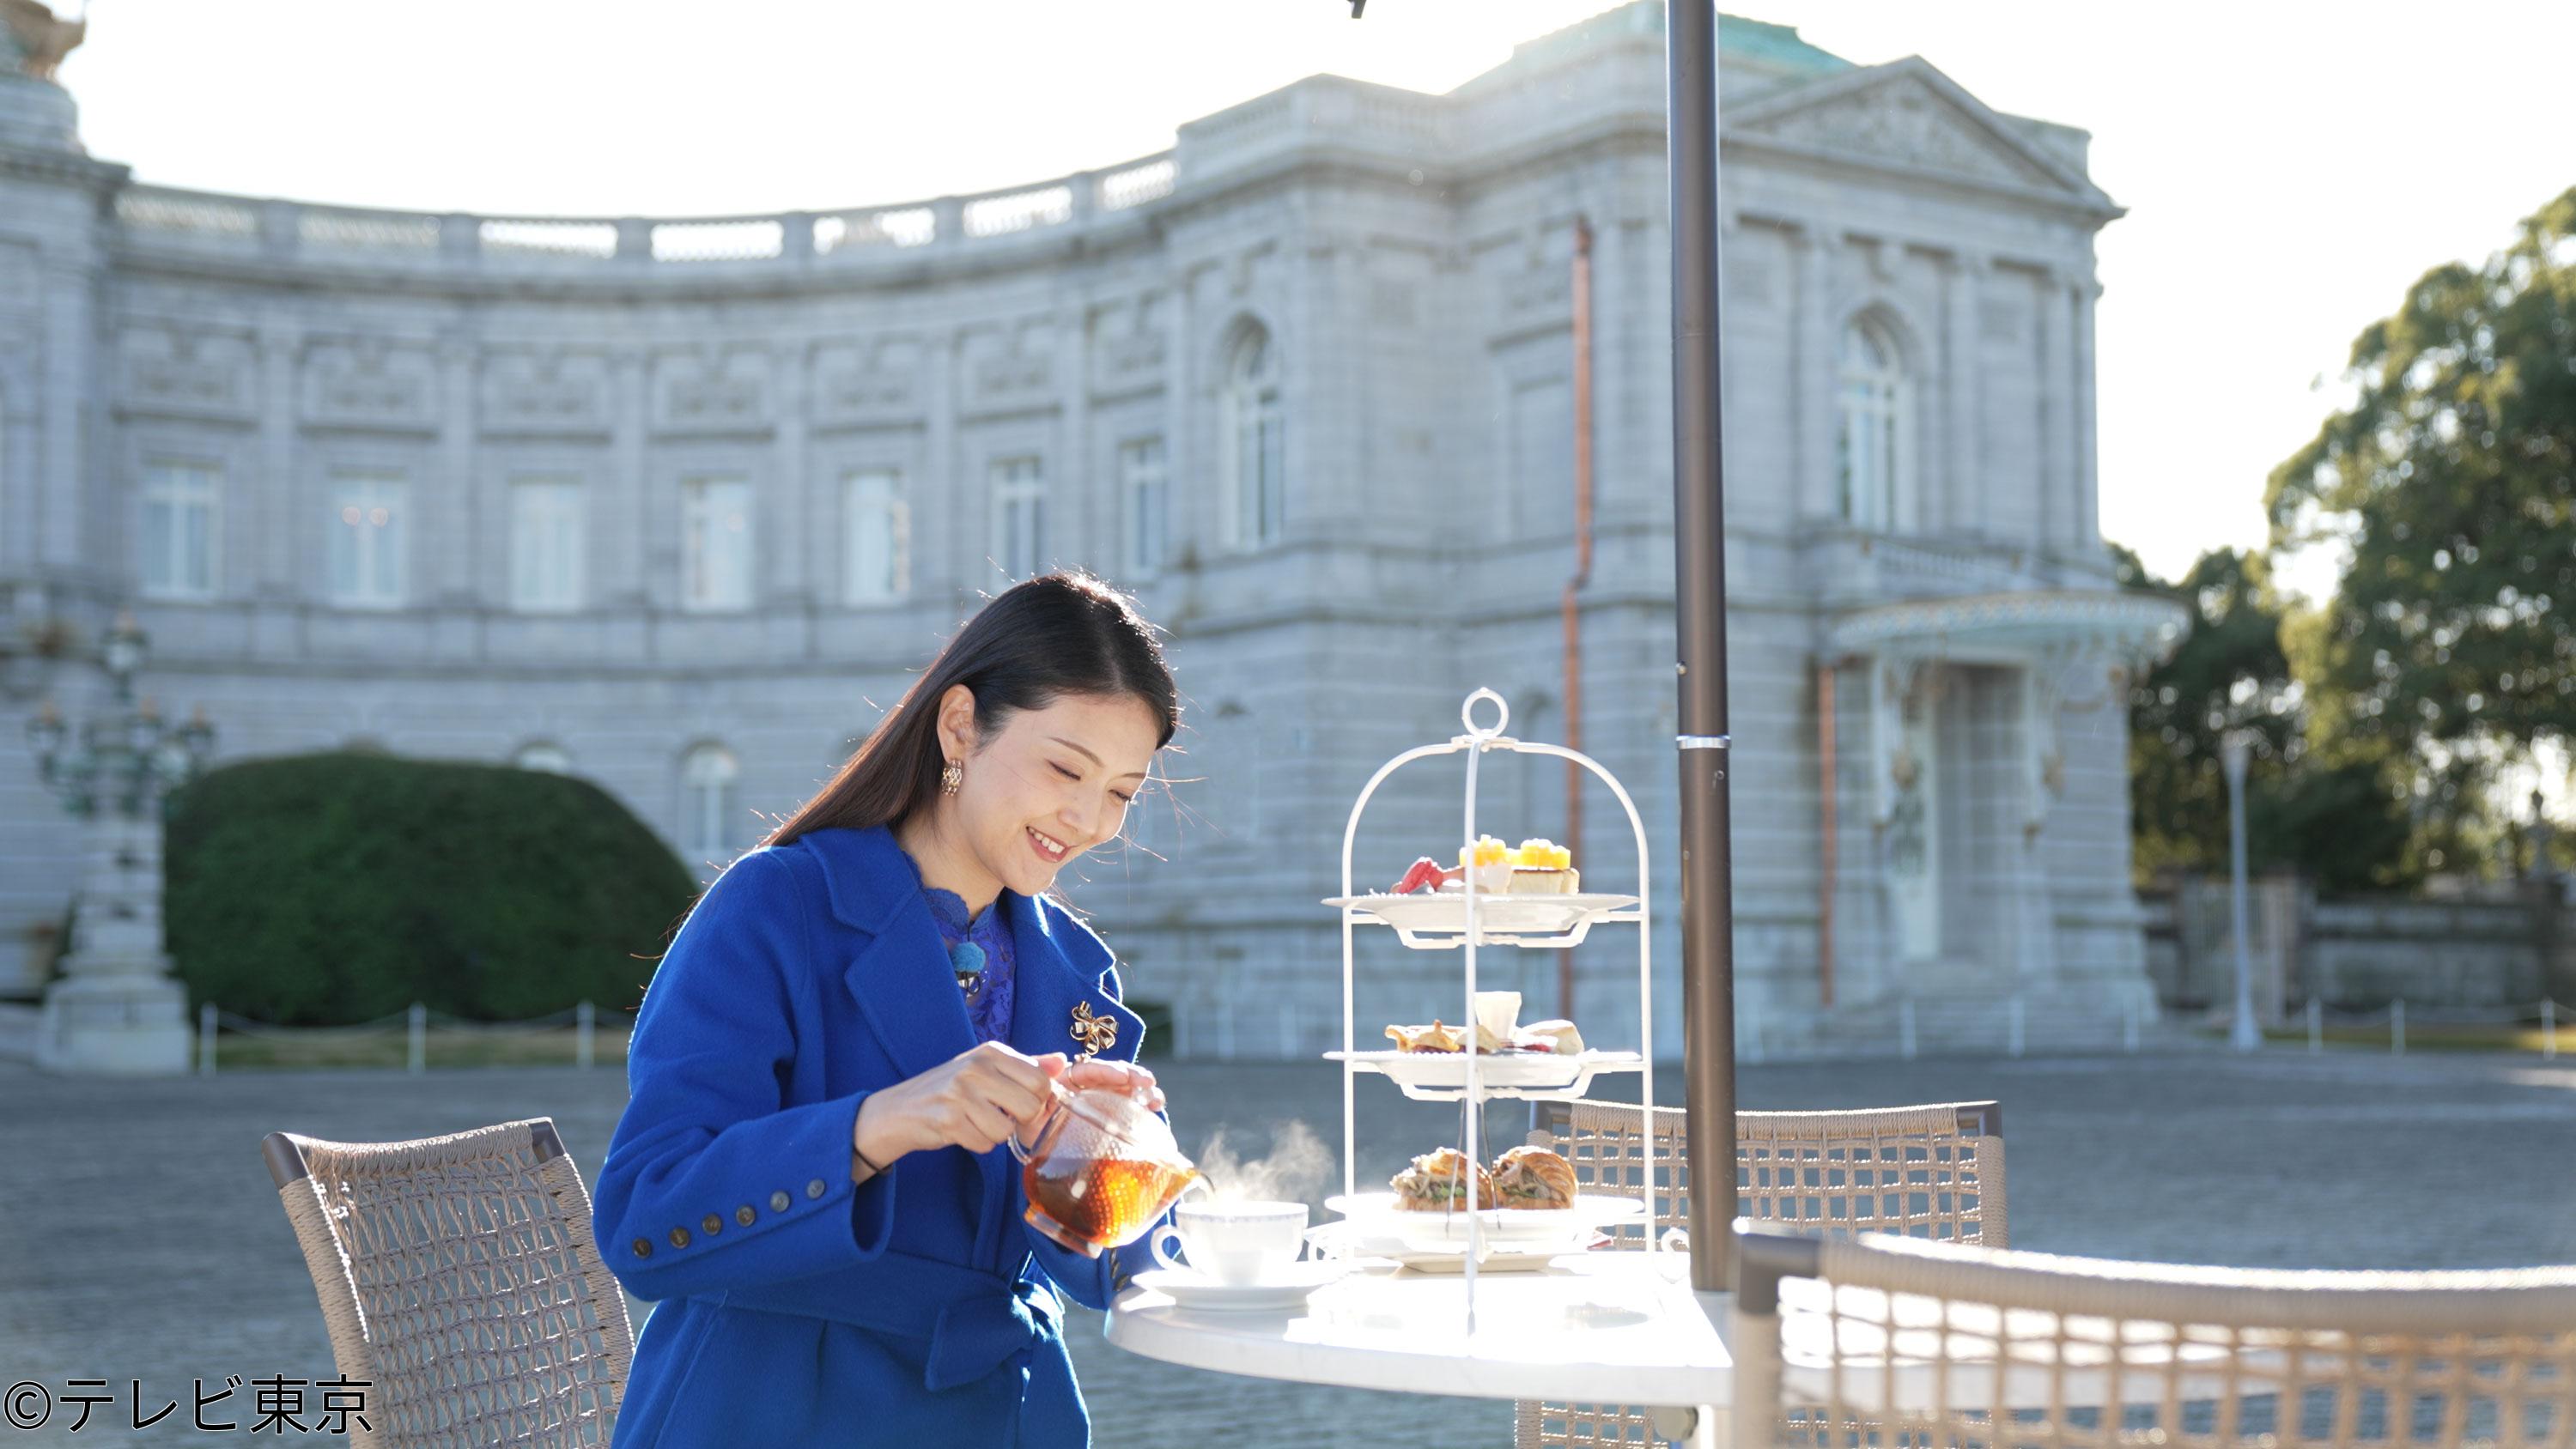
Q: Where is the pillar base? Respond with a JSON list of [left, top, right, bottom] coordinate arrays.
[[34, 972, 193, 1076]]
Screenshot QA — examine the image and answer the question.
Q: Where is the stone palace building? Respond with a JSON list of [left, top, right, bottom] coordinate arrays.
[[0, 4, 2184, 1058]]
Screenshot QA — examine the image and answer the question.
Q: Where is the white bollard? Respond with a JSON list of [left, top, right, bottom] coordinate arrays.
[[409, 1002, 428, 1074], [2307, 997, 2323, 1054], [2008, 997, 2025, 1058], [577, 1000, 596, 1070], [2545, 999, 2558, 1060], [2391, 999, 2405, 1058], [198, 1002, 217, 1076], [1899, 1000, 1917, 1061]]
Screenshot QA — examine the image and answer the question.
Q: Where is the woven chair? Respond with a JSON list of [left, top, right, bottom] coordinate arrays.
[[262, 1118, 635, 1448], [1732, 1228, 2576, 1449], [1515, 1100, 2007, 1449]]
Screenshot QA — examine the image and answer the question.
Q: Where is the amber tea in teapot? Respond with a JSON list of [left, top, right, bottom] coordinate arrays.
[[1009, 1076, 1202, 1257]]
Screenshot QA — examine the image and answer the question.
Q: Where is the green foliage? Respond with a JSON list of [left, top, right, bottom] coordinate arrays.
[[2265, 185, 2576, 774], [162, 751, 696, 1025], [2117, 543, 2414, 893]]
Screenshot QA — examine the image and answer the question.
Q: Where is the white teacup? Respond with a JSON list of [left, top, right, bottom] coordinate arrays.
[[1149, 1199, 1310, 1286]]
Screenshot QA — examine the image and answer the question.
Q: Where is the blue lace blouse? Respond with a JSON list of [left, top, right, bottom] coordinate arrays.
[[896, 847, 1017, 1044]]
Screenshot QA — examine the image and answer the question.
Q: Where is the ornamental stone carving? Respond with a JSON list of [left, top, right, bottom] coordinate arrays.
[[116, 329, 252, 421], [480, 350, 609, 436], [301, 342, 436, 432], [1743, 76, 2058, 191], [653, 349, 770, 434]]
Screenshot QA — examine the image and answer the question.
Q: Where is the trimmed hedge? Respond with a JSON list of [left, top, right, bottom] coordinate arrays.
[[164, 751, 698, 1026]]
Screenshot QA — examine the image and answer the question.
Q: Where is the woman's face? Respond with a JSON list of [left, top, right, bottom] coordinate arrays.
[[938, 687, 1161, 898]]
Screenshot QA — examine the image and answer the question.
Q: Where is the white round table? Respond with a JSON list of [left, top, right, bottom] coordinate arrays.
[[1106, 1252, 1735, 1410]]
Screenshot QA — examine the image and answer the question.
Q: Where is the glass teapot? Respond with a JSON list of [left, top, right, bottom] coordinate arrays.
[[1010, 1074, 1204, 1257]]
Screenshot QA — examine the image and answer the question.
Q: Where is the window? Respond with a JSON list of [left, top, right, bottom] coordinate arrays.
[[509, 477, 586, 612], [991, 457, 1046, 580], [327, 470, 406, 608], [680, 743, 740, 864], [681, 476, 753, 611], [514, 742, 572, 774], [140, 461, 219, 600], [1120, 437, 1168, 579], [843, 467, 908, 604], [1224, 328, 1285, 549], [1836, 317, 1907, 530]]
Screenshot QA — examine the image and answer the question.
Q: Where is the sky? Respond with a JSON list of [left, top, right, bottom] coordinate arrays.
[[49, 0, 2576, 589]]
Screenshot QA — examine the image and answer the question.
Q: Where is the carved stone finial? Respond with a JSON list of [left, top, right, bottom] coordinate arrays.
[[1, 0, 85, 82]]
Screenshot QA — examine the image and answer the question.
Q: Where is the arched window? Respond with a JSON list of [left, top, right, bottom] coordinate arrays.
[[513, 742, 573, 775], [1836, 317, 1908, 530], [680, 743, 740, 864], [1224, 327, 1284, 549]]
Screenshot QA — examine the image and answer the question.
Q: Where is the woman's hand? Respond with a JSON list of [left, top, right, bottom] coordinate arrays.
[[854, 1040, 1064, 1162], [1060, 1056, 1163, 1114]]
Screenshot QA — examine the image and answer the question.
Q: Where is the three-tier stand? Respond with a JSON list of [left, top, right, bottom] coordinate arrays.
[[1322, 688, 1662, 1327]]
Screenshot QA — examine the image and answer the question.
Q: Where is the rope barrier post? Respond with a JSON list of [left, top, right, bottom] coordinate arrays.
[[2391, 999, 2404, 1057], [408, 1002, 427, 1074], [2307, 997, 2322, 1054], [1899, 998, 1917, 1061], [577, 1000, 596, 1070], [2008, 995, 2025, 1058], [2544, 999, 2557, 1060], [197, 1001, 216, 1076]]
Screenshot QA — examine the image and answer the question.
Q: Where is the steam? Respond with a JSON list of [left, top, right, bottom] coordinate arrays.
[[1193, 1119, 1333, 1207]]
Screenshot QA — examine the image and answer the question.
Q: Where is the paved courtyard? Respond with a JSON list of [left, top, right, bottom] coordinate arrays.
[[3, 1049, 2572, 1446]]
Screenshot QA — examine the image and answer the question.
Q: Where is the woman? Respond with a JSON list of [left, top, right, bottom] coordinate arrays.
[[594, 572, 1182, 1448]]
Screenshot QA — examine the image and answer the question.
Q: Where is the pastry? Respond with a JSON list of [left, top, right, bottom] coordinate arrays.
[[1453, 835, 1515, 896], [1505, 839, 1580, 894], [1391, 1147, 1497, 1212], [1385, 1020, 1464, 1053], [1513, 1018, 1586, 1056], [1490, 1146, 1579, 1210]]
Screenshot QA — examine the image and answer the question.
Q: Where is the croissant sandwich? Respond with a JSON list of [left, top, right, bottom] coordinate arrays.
[[1489, 1146, 1579, 1210], [1389, 1147, 1497, 1211]]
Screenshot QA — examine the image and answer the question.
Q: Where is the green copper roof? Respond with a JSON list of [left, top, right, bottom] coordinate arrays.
[[1498, 3, 1852, 82]]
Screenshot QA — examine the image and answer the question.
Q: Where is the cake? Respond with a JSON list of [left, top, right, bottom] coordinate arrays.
[[1504, 838, 1579, 894]]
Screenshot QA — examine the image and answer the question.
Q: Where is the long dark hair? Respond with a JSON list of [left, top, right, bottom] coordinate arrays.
[[767, 571, 1180, 850]]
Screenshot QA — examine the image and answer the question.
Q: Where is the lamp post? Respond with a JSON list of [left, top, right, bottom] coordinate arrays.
[[22, 610, 218, 1075], [2219, 730, 2260, 1052]]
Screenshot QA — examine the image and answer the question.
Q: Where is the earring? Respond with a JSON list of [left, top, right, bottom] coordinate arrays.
[[940, 758, 963, 797]]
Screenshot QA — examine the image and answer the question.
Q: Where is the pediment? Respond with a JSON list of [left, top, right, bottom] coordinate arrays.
[[1728, 58, 2114, 212]]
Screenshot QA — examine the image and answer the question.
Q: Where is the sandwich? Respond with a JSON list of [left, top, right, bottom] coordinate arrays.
[[1390, 1147, 1497, 1211], [1489, 1146, 1579, 1210]]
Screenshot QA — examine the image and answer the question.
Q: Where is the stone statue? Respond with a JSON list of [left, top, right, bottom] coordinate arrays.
[[0, 0, 84, 82]]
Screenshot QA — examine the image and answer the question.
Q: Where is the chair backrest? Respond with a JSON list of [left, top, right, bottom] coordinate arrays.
[[1517, 1100, 2008, 1449], [1732, 1229, 2576, 1449], [262, 1118, 635, 1448], [1527, 1098, 2006, 1247]]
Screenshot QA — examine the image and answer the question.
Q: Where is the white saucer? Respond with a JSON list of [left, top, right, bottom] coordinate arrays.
[[1129, 1260, 1352, 1312]]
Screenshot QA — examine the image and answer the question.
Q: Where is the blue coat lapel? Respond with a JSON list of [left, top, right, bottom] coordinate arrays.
[[1005, 889, 1145, 1069], [805, 825, 979, 1085]]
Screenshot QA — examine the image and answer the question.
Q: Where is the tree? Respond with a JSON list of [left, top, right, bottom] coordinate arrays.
[[2265, 185, 2576, 822], [2117, 543, 2413, 892]]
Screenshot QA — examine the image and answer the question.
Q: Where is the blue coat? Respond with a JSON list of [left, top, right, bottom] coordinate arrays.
[[593, 823, 1163, 1448]]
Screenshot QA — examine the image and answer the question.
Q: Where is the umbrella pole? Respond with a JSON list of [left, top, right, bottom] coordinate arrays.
[[1665, 0, 1739, 1294]]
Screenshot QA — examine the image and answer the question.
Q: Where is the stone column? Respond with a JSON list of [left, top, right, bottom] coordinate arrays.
[[36, 811, 193, 1075], [1791, 222, 1837, 522], [1941, 251, 1985, 535], [608, 353, 648, 609], [2072, 276, 2103, 552], [922, 332, 957, 597], [35, 254, 96, 576], [248, 321, 304, 663], [769, 342, 810, 603], [435, 336, 477, 603], [2038, 268, 2078, 557]]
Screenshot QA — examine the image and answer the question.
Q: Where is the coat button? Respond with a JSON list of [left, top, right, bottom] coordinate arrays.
[[770, 1190, 792, 1212], [631, 1238, 653, 1259], [702, 1213, 723, 1235], [735, 1205, 756, 1227], [668, 1227, 692, 1249], [805, 1178, 827, 1199]]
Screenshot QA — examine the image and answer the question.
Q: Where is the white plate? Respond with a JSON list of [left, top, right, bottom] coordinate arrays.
[[1322, 891, 1640, 948], [1304, 1222, 1588, 1273], [1324, 1191, 1646, 1245], [1326, 1047, 1645, 1093], [1129, 1260, 1352, 1312]]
